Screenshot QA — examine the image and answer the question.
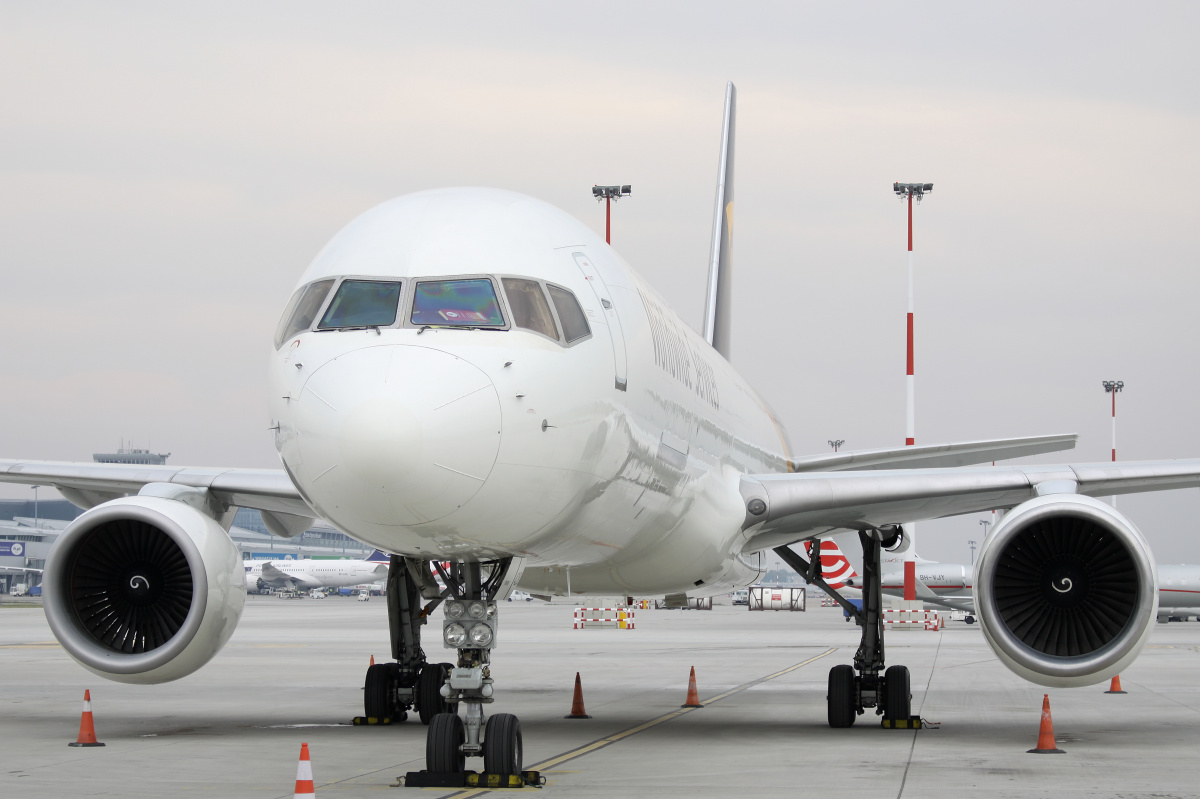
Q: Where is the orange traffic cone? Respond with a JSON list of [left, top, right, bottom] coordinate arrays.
[[369, 655, 375, 666], [939, 614, 946, 629], [1105, 674, 1127, 694], [1027, 694, 1065, 754], [293, 742, 315, 798], [564, 672, 592, 719], [68, 689, 105, 747], [681, 666, 703, 708]]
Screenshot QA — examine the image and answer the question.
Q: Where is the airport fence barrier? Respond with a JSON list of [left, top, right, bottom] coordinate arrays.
[[573, 608, 636, 630], [883, 608, 941, 631]]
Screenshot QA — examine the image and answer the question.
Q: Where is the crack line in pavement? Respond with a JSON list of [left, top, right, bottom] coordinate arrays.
[[896, 632, 942, 799], [438, 647, 838, 798]]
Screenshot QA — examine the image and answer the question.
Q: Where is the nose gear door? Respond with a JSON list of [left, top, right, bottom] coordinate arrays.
[[571, 251, 628, 391]]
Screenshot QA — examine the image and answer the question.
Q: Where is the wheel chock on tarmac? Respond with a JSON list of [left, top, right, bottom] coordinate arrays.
[[681, 666, 703, 708], [565, 672, 592, 719], [881, 716, 934, 729], [1027, 694, 1065, 754], [400, 770, 546, 788], [352, 715, 397, 726], [1105, 675, 1127, 694], [293, 742, 315, 798], [68, 689, 105, 747]]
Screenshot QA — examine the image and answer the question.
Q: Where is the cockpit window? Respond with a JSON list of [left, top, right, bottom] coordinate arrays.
[[501, 278, 559, 340], [411, 278, 505, 327], [317, 280, 402, 329], [547, 285, 590, 343], [274, 278, 335, 349]]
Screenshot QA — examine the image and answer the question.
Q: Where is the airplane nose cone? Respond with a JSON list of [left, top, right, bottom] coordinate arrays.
[[292, 345, 501, 526]]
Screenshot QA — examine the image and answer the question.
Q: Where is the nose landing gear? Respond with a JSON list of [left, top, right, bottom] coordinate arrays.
[[776, 528, 912, 728], [422, 559, 525, 780]]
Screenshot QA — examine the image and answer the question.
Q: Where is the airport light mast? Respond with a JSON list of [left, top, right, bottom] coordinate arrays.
[[592, 185, 631, 244], [1103, 380, 1124, 507], [828, 439, 845, 452], [894, 181, 933, 602]]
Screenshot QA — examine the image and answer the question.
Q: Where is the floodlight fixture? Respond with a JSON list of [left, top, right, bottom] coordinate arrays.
[[828, 439, 845, 452], [893, 182, 933, 202], [592, 184, 632, 244], [1102, 381, 1126, 507], [592, 185, 631, 200]]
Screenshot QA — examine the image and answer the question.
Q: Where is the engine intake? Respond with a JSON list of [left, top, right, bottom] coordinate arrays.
[[975, 494, 1157, 687], [43, 494, 246, 684]]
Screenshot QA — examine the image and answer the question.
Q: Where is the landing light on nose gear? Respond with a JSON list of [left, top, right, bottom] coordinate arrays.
[[775, 527, 913, 728]]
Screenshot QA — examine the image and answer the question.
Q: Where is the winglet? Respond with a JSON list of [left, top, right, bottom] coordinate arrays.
[[365, 549, 393, 564], [703, 81, 736, 360]]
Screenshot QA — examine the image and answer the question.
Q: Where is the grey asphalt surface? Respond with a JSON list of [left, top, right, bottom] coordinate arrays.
[[2, 595, 1199, 797]]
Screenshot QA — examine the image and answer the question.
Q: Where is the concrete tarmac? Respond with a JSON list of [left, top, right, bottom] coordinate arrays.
[[3, 596, 1200, 798]]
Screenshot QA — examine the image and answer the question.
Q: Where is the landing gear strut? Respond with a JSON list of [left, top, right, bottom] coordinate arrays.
[[425, 559, 523, 777], [362, 556, 454, 723], [776, 527, 911, 728]]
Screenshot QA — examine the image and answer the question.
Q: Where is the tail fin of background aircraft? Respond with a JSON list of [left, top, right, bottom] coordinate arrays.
[[366, 549, 392, 564], [803, 540, 857, 589], [703, 81, 736, 360]]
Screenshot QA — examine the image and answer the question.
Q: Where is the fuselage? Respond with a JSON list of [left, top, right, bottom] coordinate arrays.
[[269, 188, 786, 597]]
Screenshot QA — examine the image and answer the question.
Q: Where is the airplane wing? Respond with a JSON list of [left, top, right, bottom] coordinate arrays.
[[787, 433, 1076, 472], [0, 460, 313, 536], [259, 562, 302, 588], [740, 458, 1200, 551]]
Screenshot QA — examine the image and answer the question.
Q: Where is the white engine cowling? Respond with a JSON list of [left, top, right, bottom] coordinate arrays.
[[975, 494, 1158, 688], [42, 495, 246, 684]]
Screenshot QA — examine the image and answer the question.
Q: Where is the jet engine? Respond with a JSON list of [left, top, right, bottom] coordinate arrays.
[[974, 494, 1157, 688], [42, 494, 246, 684]]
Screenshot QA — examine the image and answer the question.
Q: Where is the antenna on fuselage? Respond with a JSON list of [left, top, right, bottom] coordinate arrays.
[[703, 81, 736, 360]]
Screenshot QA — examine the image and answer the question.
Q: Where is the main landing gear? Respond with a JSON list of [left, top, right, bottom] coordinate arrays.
[[422, 559, 523, 778], [775, 527, 912, 728], [362, 556, 456, 724]]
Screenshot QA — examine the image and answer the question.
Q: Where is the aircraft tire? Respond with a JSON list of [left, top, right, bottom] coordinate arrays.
[[426, 713, 466, 773], [827, 664, 857, 728], [364, 663, 393, 719], [483, 713, 523, 775], [418, 662, 456, 725], [884, 665, 911, 722]]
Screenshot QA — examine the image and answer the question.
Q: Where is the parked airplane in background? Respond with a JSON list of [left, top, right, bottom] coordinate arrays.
[[245, 549, 389, 593], [3, 82, 1200, 778]]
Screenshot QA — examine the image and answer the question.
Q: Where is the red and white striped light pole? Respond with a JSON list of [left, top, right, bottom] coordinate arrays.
[[1103, 380, 1124, 506], [592, 185, 631, 244], [893, 181, 933, 601]]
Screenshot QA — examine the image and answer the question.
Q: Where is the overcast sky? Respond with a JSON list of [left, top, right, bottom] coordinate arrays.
[[2, 2, 1198, 564]]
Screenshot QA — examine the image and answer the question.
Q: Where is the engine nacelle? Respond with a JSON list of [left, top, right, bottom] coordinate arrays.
[[42, 495, 246, 684], [975, 494, 1157, 688]]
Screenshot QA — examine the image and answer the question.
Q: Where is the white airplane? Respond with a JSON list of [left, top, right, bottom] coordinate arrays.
[[2, 82, 1200, 776], [244, 549, 390, 593]]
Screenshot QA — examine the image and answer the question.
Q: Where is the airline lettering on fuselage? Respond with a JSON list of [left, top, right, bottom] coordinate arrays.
[[639, 288, 720, 410]]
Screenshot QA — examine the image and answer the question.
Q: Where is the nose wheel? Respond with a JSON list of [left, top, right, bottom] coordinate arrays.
[[427, 713, 466, 773]]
